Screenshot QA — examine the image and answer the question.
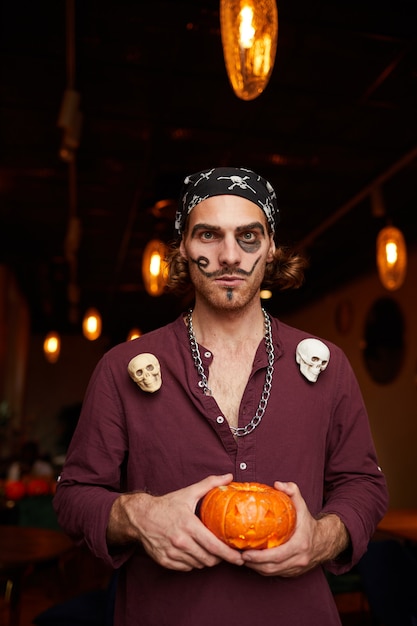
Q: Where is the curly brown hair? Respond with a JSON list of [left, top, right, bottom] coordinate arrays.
[[165, 241, 308, 296]]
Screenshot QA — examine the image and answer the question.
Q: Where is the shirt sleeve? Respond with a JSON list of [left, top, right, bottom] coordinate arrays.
[[53, 354, 134, 568], [320, 353, 389, 574]]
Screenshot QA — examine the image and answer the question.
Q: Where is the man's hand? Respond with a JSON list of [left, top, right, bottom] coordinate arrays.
[[241, 481, 350, 577], [107, 473, 245, 571]]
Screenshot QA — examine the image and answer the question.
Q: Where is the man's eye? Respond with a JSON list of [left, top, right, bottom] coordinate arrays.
[[241, 232, 255, 241], [201, 231, 214, 240]]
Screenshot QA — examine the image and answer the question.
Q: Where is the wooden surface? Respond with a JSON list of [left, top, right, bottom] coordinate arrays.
[[0, 525, 73, 568], [0, 526, 74, 626], [377, 508, 417, 543]]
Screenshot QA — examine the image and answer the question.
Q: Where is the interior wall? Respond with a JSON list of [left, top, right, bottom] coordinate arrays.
[[0, 265, 30, 458], [281, 247, 417, 508], [22, 334, 110, 457]]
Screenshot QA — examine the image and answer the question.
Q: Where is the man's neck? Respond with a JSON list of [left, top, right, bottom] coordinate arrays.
[[190, 300, 266, 348]]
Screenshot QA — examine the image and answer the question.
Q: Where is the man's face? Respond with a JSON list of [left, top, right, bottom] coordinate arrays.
[[179, 195, 275, 311]]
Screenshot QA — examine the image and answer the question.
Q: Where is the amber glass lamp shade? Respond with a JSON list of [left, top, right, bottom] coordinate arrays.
[[142, 239, 168, 296], [376, 226, 407, 291], [82, 307, 102, 340], [43, 331, 61, 363], [220, 0, 278, 101]]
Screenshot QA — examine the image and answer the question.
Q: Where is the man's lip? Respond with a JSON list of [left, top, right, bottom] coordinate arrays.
[[215, 276, 244, 285]]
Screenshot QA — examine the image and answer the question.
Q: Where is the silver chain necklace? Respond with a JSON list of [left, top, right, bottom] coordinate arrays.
[[186, 308, 275, 437]]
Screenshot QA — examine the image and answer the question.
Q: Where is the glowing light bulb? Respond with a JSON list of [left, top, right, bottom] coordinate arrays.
[[385, 242, 398, 266], [43, 331, 61, 363], [150, 252, 161, 277], [82, 308, 102, 340], [239, 6, 255, 48], [127, 328, 142, 341]]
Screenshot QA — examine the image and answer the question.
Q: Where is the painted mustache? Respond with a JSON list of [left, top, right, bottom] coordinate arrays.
[[191, 256, 260, 278]]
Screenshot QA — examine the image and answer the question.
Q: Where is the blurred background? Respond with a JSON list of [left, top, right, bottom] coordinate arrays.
[[1, 0, 416, 505], [1, 0, 416, 338]]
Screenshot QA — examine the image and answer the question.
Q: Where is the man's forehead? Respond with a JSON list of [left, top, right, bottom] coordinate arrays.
[[186, 195, 268, 228]]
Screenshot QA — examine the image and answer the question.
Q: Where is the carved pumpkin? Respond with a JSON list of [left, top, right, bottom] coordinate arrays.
[[200, 481, 296, 550], [4, 480, 26, 501], [26, 477, 51, 496]]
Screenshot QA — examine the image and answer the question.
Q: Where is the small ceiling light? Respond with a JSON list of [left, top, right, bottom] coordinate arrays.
[[43, 331, 61, 363], [376, 225, 407, 291], [260, 289, 273, 299], [220, 0, 278, 101], [82, 307, 102, 340], [142, 239, 169, 297], [127, 328, 142, 341]]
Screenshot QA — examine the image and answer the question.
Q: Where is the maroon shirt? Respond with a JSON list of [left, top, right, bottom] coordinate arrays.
[[54, 314, 388, 626]]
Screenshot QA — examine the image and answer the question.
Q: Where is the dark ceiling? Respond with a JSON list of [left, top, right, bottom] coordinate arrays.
[[1, 0, 417, 345]]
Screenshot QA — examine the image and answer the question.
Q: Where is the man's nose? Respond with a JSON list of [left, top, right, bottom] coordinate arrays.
[[218, 235, 241, 266]]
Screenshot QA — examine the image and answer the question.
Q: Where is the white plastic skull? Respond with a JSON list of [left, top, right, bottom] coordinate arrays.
[[296, 338, 330, 383], [128, 353, 162, 393]]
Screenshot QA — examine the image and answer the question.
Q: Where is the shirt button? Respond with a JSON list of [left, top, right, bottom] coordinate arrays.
[[204, 351, 211, 358], [240, 462, 247, 470], [216, 416, 224, 424]]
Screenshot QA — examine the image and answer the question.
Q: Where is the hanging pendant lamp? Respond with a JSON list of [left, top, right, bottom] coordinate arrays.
[[220, 0, 278, 101], [43, 331, 61, 363], [142, 239, 168, 296], [82, 307, 102, 340], [376, 225, 407, 291]]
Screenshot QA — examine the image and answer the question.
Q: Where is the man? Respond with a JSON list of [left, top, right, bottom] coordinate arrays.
[[54, 167, 388, 625]]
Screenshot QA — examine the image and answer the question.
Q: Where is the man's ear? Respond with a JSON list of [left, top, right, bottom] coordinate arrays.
[[266, 235, 276, 263], [179, 238, 188, 260]]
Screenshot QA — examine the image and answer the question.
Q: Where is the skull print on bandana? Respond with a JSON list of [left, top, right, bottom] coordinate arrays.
[[175, 167, 279, 235]]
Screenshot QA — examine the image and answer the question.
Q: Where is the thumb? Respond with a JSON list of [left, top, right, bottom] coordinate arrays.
[[273, 480, 299, 499], [191, 473, 234, 513], [197, 473, 234, 498]]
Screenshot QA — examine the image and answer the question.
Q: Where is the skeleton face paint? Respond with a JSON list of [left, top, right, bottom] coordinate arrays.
[[193, 256, 210, 271], [238, 238, 262, 253], [128, 353, 162, 393], [296, 339, 330, 383], [189, 256, 261, 278]]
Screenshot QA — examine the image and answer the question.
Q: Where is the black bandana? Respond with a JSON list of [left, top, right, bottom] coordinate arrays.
[[175, 167, 279, 235]]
